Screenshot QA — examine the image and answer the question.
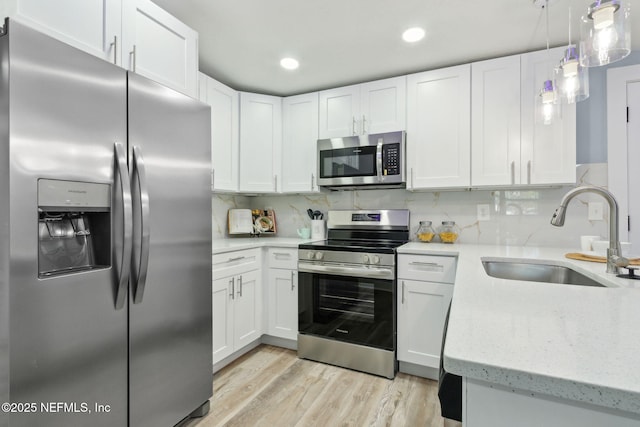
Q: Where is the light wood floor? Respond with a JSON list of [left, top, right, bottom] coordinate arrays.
[[183, 345, 447, 427]]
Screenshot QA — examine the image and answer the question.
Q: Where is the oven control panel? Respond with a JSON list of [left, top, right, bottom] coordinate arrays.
[[300, 250, 394, 267]]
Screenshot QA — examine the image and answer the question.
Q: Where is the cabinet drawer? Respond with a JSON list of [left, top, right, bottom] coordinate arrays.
[[213, 248, 261, 279], [398, 254, 457, 284], [267, 248, 298, 270]]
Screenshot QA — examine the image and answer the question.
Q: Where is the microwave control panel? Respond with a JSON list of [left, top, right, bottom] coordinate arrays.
[[383, 143, 400, 176]]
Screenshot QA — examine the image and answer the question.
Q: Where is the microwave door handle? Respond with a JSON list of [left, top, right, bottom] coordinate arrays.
[[131, 146, 150, 304], [114, 142, 132, 310], [376, 139, 383, 182]]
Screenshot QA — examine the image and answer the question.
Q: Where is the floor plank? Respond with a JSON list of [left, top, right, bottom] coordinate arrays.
[[182, 345, 446, 427]]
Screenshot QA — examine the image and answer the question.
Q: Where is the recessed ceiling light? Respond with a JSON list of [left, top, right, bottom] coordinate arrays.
[[280, 57, 299, 70], [402, 27, 425, 43]]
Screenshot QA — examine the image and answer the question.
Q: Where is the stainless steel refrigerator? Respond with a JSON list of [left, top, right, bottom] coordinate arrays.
[[0, 19, 212, 427]]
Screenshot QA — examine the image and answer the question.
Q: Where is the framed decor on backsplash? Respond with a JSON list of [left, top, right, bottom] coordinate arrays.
[[252, 209, 277, 234]]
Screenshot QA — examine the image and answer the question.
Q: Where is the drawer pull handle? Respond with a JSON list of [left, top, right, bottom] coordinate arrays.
[[409, 261, 440, 267], [227, 256, 245, 262], [272, 252, 291, 257]]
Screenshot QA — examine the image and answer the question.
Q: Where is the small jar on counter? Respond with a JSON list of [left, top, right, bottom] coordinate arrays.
[[438, 221, 460, 243], [416, 221, 435, 242]]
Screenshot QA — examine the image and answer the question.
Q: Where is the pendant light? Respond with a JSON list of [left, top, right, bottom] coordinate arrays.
[[556, 8, 590, 103], [579, 0, 631, 67], [536, 0, 559, 125]]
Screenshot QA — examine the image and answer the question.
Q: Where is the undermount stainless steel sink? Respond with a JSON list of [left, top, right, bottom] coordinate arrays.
[[481, 258, 606, 287]]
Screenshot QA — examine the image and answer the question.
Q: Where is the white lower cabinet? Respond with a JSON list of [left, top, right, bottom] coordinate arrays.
[[397, 254, 456, 371], [212, 249, 262, 365], [266, 248, 298, 340]]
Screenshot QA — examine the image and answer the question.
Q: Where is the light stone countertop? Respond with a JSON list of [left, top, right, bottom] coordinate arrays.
[[397, 242, 640, 416], [212, 237, 318, 254]]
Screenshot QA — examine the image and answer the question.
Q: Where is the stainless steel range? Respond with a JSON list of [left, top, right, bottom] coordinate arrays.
[[297, 209, 410, 379]]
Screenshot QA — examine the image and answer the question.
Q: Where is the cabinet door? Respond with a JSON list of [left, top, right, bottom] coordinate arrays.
[[318, 84, 360, 138], [233, 270, 261, 349], [397, 279, 453, 368], [239, 92, 282, 192], [407, 65, 471, 189], [212, 275, 235, 364], [267, 269, 298, 340], [123, 0, 199, 98], [282, 93, 320, 193], [200, 74, 239, 192], [521, 48, 576, 185], [1, 0, 122, 64], [361, 76, 407, 134], [471, 55, 521, 186]]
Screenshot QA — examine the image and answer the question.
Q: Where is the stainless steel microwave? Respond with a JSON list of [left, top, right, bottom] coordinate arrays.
[[317, 131, 406, 190]]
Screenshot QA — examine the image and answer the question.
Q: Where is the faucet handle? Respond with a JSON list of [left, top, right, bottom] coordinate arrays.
[[610, 254, 630, 267]]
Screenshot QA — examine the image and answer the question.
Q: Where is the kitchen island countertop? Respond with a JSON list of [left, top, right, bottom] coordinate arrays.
[[397, 242, 640, 416]]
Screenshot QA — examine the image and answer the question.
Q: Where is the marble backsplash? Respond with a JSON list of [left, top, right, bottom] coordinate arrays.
[[213, 163, 613, 249]]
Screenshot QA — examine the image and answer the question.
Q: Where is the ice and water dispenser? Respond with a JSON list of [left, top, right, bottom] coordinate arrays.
[[38, 179, 111, 277]]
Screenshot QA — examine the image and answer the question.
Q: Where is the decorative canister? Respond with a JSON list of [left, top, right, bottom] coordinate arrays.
[[438, 221, 460, 243], [416, 221, 435, 242]]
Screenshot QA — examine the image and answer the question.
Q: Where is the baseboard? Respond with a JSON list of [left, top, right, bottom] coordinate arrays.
[[399, 361, 439, 380], [261, 334, 297, 350], [212, 339, 261, 373]]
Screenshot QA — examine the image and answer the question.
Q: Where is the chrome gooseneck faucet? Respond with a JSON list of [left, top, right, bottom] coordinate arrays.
[[551, 185, 628, 274]]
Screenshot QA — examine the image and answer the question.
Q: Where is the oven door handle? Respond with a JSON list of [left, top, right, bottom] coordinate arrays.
[[298, 262, 394, 280]]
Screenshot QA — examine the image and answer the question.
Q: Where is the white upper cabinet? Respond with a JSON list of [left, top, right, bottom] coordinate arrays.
[[318, 76, 406, 138], [406, 65, 471, 189], [471, 55, 522, 187], [360, 77, 407, 134], [239, 92, 282, 193], [1, 0, 122, 64], [471, 47, 576, 187], [199, 73, 239, 192], [318, 84, 360, 138], [281, 92, 320, 193], [1, 0, 199, 98], [123, 0, 199, 98], [520, 47, 576, 185]]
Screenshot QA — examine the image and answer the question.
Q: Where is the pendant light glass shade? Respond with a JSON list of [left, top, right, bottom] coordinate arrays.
[[536, 79, 560, 125], [555, 45, 590, 103], [579, 0, 631, 67]]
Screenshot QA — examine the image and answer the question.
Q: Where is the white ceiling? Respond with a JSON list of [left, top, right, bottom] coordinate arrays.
[[152, 0, 640, 96]]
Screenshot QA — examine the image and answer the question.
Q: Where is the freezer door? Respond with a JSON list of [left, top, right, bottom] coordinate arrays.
[[3, 21, 128, 427], [127, 72, 212, 427]]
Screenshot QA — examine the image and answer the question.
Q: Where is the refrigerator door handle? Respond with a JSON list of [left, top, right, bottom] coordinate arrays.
[[132, 146, 151, 304], [114, 142, 132, 310]]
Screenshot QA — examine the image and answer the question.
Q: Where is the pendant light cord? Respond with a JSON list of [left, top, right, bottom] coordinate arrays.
[[568, 7, 572, 45], [545, 0, 551, 78]]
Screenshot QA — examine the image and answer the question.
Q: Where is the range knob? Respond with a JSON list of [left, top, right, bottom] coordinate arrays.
[[362, 254, 370, 263], [307, 251, 315, 260], [315, 252, 324, 260], [371, 255, 380, 264]]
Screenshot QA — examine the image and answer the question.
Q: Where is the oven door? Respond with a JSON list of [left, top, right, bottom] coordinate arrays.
[[298, 261, 396, 351]]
